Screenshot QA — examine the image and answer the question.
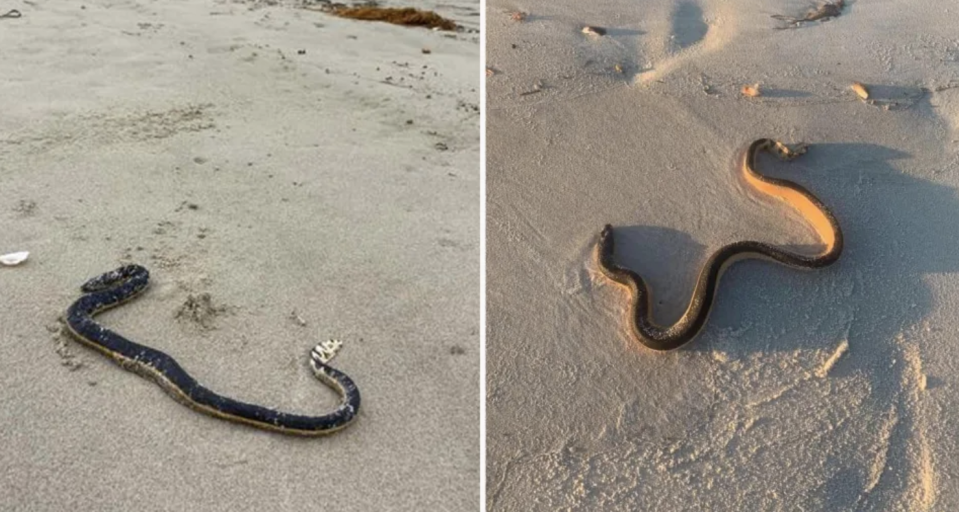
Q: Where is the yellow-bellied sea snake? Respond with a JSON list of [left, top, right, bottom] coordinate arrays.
[[595, 138, 843, 351], [64, 265, 360, 435]]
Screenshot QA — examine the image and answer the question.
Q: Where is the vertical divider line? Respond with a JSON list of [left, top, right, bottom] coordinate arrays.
[[478, 1, 488, 509]]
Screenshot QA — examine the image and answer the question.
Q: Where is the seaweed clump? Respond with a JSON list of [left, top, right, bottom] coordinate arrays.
[[331, 6, 458, 31]]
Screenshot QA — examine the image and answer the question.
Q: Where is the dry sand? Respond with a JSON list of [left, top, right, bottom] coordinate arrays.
[[0, 0, 479, 510], [487, 0, 959, 509]]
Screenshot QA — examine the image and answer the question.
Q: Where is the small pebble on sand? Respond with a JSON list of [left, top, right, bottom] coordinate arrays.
[[851, 81, 870, 100], [741, 84, 761, 97]]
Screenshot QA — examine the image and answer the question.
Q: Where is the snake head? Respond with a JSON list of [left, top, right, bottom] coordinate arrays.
[[81, 265, 150, 293], [598, 224, 616, 252]]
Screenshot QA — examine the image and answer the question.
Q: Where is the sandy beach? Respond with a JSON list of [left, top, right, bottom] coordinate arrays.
[[487, 0, 959, 509], [0, 0, 479, 510]]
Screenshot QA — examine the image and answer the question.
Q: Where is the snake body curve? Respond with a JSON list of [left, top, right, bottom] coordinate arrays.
[[64, 264, 360, 435], [595, 138, 843, 351]]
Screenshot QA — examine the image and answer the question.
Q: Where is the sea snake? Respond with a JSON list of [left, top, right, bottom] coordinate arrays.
[[595, 138, 843, 351], [64, 264, 360, 435]]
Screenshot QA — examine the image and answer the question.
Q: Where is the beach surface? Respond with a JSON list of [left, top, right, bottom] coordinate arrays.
[[487, 0, 959, 509], [0, 0, 479, 510]]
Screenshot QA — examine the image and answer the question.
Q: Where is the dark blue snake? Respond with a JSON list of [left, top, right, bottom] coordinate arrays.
[[65, 265, 360, 435]]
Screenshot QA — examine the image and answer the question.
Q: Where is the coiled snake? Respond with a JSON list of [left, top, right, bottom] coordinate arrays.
[[64, 265, 360, 435], [595, 139, 843, 351]]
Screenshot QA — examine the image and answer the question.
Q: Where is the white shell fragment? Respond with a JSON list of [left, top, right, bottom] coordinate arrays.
[[581, 26, 607, 36], [0, 251, 29, 266]]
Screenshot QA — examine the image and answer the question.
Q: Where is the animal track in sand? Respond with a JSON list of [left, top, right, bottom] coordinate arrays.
[[176, 292, 231, 330], [0, 104, 216, 153]]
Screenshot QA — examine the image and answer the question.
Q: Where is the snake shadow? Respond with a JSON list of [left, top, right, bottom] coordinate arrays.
[[684, 142, 959, 357], [730, 142, 958, 508], [613, 142, 958, 508], [606, 224, 708, 327]]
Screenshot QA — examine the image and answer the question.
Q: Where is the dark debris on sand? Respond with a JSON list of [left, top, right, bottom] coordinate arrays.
[[328, 5, 458, 31]]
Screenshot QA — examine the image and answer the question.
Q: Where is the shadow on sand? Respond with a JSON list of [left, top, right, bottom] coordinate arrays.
[[607, 141, 958, 507]]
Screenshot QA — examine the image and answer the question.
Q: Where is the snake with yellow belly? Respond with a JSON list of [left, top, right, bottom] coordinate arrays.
[[595, 139, 843, 351]]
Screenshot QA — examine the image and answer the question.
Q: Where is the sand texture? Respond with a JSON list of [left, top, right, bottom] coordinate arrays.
[[0, 0, 479, 510], [487, 0, 959, 509]]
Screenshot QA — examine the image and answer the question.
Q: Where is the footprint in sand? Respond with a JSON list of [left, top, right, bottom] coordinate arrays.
[[670, 1, 709, 52], [637, 0, 728, 84]]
